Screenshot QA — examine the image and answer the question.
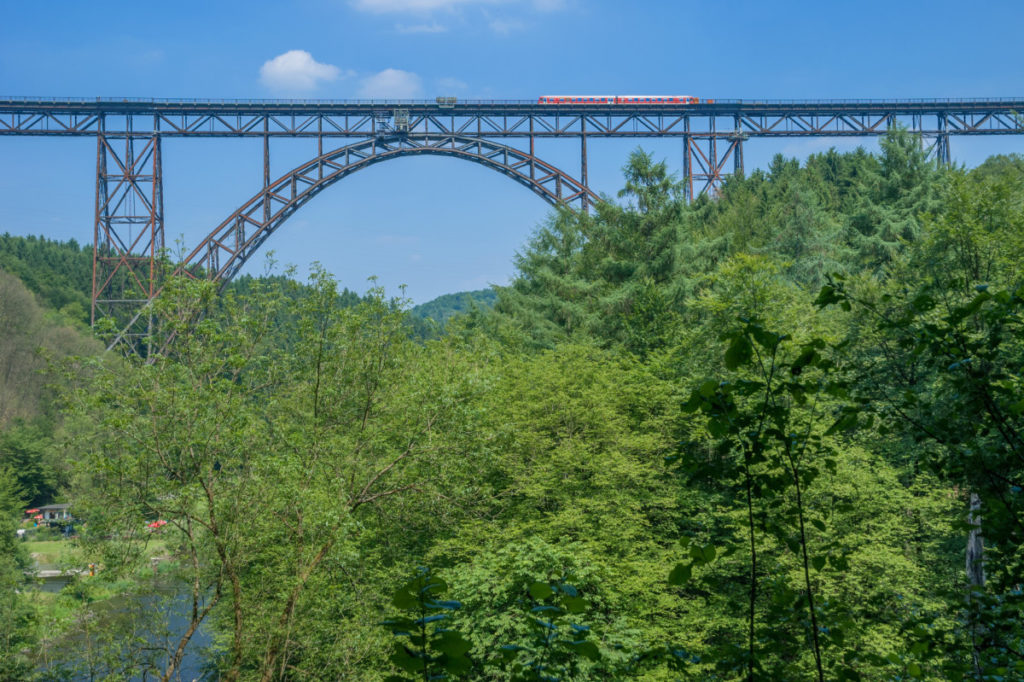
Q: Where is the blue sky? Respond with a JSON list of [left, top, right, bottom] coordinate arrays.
[[2, 0, 1024, 302]]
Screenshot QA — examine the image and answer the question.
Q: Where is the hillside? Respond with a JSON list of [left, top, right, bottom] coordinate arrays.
[[411, 288, 498, 322], [0, 233, 93, 325]]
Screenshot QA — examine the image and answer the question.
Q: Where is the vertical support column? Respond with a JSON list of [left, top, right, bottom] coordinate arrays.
[[912, 113, 924, 150], [92, 116, 108, 327], [147, 127, 164, 349], [682, 115, 692, 203], [733, 115, 745, 177], [151, 126, 164, 292], [317, 116, 324, 180], [529, 115, 536, 181], [708, 115, 717, 195], [263, 123, 271, 227], [580, 116, 589, 213], [91, 114, 164, 350], [935, 113, 951, 166], [685, 113, 739, 201]]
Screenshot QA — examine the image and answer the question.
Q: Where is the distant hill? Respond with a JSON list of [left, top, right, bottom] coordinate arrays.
[[0, 233, 93, 325], [0, 233, 500, 341], [410, 288, 498, 323]]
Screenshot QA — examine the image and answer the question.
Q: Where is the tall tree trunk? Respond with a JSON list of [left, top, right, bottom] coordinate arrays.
[[966, 491, 985, 679]]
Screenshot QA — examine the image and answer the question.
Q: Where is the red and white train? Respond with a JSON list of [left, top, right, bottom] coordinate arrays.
[[538, 95, 710, 104]]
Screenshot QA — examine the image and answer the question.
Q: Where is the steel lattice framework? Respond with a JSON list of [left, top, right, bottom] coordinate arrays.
[[187, 134, 599, 285], [1, 96, 1023, 345]]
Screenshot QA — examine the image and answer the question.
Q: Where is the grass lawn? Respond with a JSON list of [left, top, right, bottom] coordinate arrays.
[[24, 536, 171, 566], [23, 540, 77, 567]]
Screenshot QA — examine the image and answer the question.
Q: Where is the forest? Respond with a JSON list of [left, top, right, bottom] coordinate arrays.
[[1, 129, 1022, 681]]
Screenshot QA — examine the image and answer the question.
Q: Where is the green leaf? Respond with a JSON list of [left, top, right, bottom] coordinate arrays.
[[724, 335, 752, 370], [392, 587, 418, 610], [750, 325, 778, 350], [824, 412, 857, 436], [563, 596, 587, 614], [443, 651, 472, 674], [391, 644, 424, 673], [668, 562, 691, 585], [707, 419, 729, 439], [422, 578, 448, 595], [570, 640, 601, 661], [434, 631, 472, 658], [811, 555, 827, 571], [682, 391, 703, 413], [698, 380, 718, 398], [814, 284, 841, 307], [791, 347, 819, 373], [528, 581, 554, 600]]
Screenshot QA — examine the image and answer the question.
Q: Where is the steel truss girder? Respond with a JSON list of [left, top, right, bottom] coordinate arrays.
[[5, 112, 1020, 138], [179, 134, 597, 286], [3, 100, 1024, 140]]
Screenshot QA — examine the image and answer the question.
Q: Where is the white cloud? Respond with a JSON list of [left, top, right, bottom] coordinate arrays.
[[259, 50, 345, 93], [395, 21, 448, 33], [488, 17, 524, 33], [352, 0, 498, 12], [438, 76, 468, 90], [358, 69, 423, 99]]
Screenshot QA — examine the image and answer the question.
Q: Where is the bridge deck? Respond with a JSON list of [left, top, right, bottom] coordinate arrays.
[[1, 96, 1023, 138], [2, 96, 1024, 114]]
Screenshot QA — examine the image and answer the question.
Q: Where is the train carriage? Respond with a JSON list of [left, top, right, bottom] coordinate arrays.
[[538, 95, 701, 104]]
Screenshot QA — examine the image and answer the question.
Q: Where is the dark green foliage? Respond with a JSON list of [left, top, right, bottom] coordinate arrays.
[[0, 467, 34, 679], [0, 233, 93, 324], [0, 424, 60, 508], [816, 276, 1024, 678], [380, 568, 473, 680], [7, 132, 1024, 680], [496, 578, 600, 681]]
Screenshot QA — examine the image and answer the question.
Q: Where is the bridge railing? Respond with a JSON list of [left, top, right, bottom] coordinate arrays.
[[2, 96, 1024, 107]]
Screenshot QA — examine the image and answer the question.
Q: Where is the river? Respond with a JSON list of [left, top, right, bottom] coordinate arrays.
[[33, 577, 216, 681]]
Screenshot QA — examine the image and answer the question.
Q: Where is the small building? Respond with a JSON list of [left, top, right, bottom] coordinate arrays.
[[38, 504, 72, 522]]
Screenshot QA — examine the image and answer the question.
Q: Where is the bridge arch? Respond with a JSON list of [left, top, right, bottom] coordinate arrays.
[[180, 134, 599, 284]]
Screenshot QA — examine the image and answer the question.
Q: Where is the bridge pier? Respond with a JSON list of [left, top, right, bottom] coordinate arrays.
[[683, 115, 745, 201], [935, 114, 952, 166], [581, 117, 588, 214], [92, 115, 163, 347]]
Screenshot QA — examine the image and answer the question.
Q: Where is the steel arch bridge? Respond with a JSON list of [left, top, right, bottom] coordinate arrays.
[[187, 134, 599, 285], [1, 95, 1023, 345]]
